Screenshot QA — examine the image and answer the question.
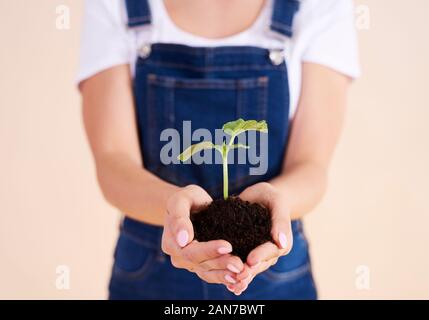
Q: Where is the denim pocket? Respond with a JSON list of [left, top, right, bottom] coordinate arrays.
[[112, 232, 157, 281], [261, 226, 312, 282], [145, 74, 269, 196], [146, 74, 269, 133]]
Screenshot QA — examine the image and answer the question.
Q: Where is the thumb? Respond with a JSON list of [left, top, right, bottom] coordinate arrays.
[[167, 185, 212, 248], [271, 205, 293, 254], [167, 196, 195, 248], [174, 218, 194, 248]]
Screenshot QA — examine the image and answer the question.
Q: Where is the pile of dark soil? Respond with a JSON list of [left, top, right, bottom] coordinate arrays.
[[191, 197, 273, 261]]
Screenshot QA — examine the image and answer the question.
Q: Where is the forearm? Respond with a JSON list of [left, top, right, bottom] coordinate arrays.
[[269, 63, 350, 220], [270, 161, 328, 220], [96, 152, 179, 226], [81, 66, 180, 226]]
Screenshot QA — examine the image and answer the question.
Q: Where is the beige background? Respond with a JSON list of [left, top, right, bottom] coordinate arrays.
[[0, 0, 428, 299]]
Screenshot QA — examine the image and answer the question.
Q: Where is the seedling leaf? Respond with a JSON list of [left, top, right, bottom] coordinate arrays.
[[177, 141, 215, 162], [223, 119, 268, 137], [176, 119, 268, 199], [230, 144, 249, 150]]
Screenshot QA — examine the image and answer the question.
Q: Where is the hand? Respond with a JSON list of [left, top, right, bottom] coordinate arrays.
[[162, 185, 245, 286], [226, 182, 293, 295]]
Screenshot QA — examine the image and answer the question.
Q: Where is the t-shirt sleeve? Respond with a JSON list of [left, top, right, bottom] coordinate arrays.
[[300, 0, 361, 79], [76, 0, 132, 86]]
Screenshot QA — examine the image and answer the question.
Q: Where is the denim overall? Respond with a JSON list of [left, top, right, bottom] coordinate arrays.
[[109, 0, 317, 300]]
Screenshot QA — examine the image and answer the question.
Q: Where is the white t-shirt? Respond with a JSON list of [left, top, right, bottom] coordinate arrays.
[[77, 0, 360, 118]]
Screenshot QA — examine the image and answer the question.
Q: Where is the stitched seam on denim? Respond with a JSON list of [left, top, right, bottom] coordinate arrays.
[[147, 76, 270, 89], [149, 83, 258, 90], [263, 262, 311, 281], [156, 228, 165, 262], [258, 78, 269, 120], [128, 16, 151, 23], [141, 61, 283, 72], [113, 252, 156, 279], [236, 84, 243, 120], [202, 281, 209, 300], [271, 21, 292, 31], [155, 47, 266, 54], [270, 26, 292, 37], [165, 82, 175, 124], [120, 230, 159, 250], [147, 80, 157, 157], [167, 83, 177, 183], [271, 21, 293, 32], [150, 46, 270, 55], [168, 84, 176, 128]]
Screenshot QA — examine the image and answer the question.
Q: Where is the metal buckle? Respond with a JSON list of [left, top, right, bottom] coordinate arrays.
[[138, 44, 152, 59], [269, 49, 284, 66]]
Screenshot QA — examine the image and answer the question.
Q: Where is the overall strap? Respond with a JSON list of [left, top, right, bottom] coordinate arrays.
[[270, 0, 300, 37], [125, 0, 152, 28]]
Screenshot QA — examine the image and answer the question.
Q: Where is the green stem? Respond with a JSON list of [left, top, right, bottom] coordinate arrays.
[[222, 134, 237, 200], [222, 152, 228, 200]]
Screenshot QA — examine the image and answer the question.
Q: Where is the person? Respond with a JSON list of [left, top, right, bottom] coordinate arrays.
[[78, 0, 360, 299]]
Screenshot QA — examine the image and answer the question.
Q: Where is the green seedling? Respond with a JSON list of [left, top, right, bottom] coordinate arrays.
[[177, 119, 268, 200]]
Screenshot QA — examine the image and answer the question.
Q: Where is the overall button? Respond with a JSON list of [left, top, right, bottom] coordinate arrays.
[[139, 44, 152, 59], [269, 49, 284, 66]]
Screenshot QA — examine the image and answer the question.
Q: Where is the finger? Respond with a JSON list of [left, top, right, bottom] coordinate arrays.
[[161, 222, 192, 257], [170, 255, 193, 271], [199, 254, 244, 273], [167, 186, 212, 248], [227, 274, 252, 295], [197, 270, 238, 285], [235, 283, 250, 296], [246, 242, 280, 267], [166, 197, 194, 248], [254, 259, 274, 275], [239, 182, 276, 210], [181, 239, 233, 264], [185, 185, 213, 211], [235, 264, 252, 281], [231, 262, 268, 296], [228, 264, 254, 294], [268, 257, 279, 268], [271, 202, 293, 254], [230, 257, 278, 295]]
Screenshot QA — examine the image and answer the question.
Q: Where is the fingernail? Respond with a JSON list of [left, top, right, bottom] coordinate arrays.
[[226, 285, 235, 292], [224, 274, 237, 284], [176, 230, 189, 248], [218, 246, 232, 254], [279, 232, 288, 249], [227, 264, 241, 273]]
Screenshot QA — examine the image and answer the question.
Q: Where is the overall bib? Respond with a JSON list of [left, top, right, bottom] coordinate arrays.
[[109, 0, 317, 300]]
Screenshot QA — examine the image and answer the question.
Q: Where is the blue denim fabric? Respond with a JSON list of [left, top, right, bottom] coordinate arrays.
[[135, 44, 291, 198], [109, 218, 317, 300], [109, 0, 317, 300]]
